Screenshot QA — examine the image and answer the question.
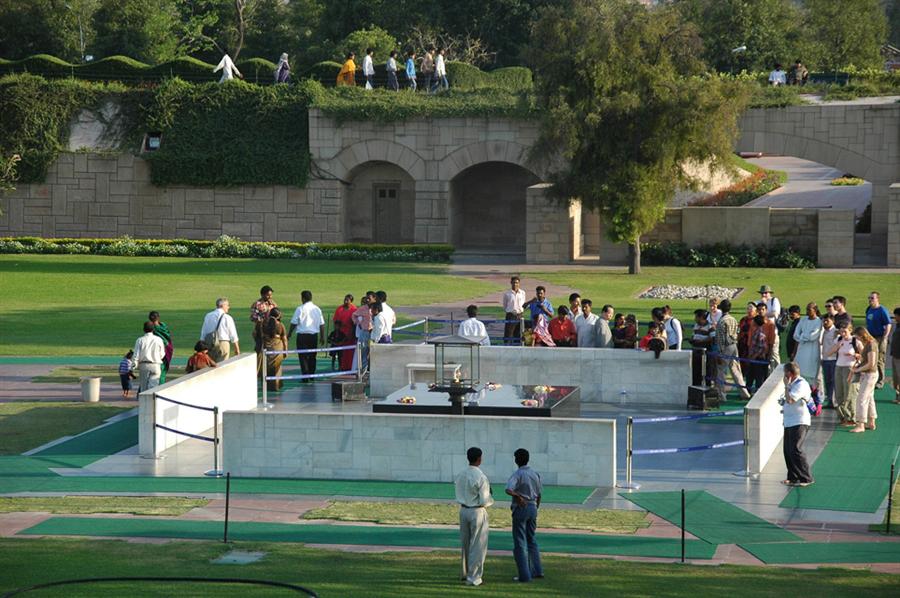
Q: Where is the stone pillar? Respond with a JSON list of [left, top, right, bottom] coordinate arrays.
[[525, 183, 573, 264], [816, 209, 855, 268], [414, 180, 449, 243], [870, 181, 891, 262], [888, 184, 900, 268], [569, 199, 583, 260]]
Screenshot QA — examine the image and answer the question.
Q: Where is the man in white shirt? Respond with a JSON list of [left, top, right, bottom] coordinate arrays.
[[375, 290, 395, 339], [434, 48, 448, 91], [288, 290, 325, 377], [596, 304, 615, 348], [759, 285, 782, 366], [200, 298, 240, 363], [363, 48, 375, 89], [501, 276, 526, 345], [574, 300, 599, 347], [768, 64, 786, 86], [567, 293, 581, 321], [133, 321, 166, 393], [455, 446, 493, 587], [781, 362, 814, 487], [458, 305, 490, 346], [663, 305, 682, 350]]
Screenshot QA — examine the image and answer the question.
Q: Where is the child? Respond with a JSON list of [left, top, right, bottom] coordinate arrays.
[[623, 314, 638, 348], [119, 350, 137, 399], [549, 306, 576, 346], [612, 313, 627, 348], [186, 341, 217, 374]]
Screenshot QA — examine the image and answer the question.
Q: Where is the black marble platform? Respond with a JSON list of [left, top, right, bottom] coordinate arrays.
[[373, 383, 580, 417]]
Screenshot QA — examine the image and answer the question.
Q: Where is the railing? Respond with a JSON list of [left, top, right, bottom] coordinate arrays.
[[153, 393, 222, 477]]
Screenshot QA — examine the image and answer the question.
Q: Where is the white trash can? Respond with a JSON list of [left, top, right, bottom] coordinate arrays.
[[80, 376, 101, 402]]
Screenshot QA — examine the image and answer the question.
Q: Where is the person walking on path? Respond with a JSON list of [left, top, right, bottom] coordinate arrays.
[[133, 321, 165, 393], [288, 290, 325, 377], [759, 285, 782, 369], [865, 291, 892, 389], [274, 53, 290, 83], [501, 276, 526, 345], [386, 50, 399, 91], [833, 324, 860, 425], [405, 50, 417, 91], [891, 307, 900, 404], [337, 52, 356, 86], [250, 285, 277, 375], [433, 48, 448, 91], [455, 447, 493, 587], [200, 298, 240, 362], [505, 448, 543, 583], [820, 314, 839, 407], [793, 302, 822, 386], [362, 48, 375, 89], [849, 327, 878, 433], [149, 311, 173, 384], [714, 300, 752, 402], [261, 309, 288, 391], [780, 362, 814, 487], [421, 47, 435, 92]]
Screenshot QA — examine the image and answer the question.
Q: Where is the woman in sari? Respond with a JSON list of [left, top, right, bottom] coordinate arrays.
[[262, 308, 288, 391], [336, 52, 356, 86], [332, 294, 357, 371], [149, 311, 173, 384], [532, 313, 556, 347]]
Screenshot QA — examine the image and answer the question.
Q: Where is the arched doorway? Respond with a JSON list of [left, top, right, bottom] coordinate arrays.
[[344, 161, 415, 243], [450, 162, 541, 255]]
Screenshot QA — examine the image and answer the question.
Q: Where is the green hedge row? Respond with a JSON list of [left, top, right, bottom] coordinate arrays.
[[300, 60, 533, 92], [0, 54, 280, 84], [641, 241, 815, 269], [0, 236, 454, 262]]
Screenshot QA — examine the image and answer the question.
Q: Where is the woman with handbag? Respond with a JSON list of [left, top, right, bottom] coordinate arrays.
[[332, 294, 357, 371], [262, 309, 288, 392], [849, 327, 878, 433], [833, 324, 860, 426]]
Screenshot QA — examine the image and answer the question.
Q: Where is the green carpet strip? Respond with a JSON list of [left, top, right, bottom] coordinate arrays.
[[622, 490, 801, 544], [740, 541, 900, 564], [779, 381, 900, 513], [0, 475, 591, 504], [19, 517, 718, 559]]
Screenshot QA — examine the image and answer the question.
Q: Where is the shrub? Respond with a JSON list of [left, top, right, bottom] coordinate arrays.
[[237, 58, 279, 84], [830, 176, 865, 186], [0, 236, 454, 262], [305, 61, 342, 85], [641, 241, 815, 269], [487, 67, 533, 92], [338, 27, 399, 63]]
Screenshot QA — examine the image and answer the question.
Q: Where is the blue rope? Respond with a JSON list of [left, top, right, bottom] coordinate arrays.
[[632, 409, 743, 424], [154, 423, 216, 443], [155, 395, 216, 413], [632, 439, 744, 455]]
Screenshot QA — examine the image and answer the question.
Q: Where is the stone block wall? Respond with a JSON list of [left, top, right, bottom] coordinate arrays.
[[525, 184, 576, 264], [642, 209, 683, 244], [768, 208, 818, 255], [889, 184, 900, 268], [223, 410, 617, 487], [369, 344, 692, 406], [0, 153, 341, 242], [817, 210, 855, 267]]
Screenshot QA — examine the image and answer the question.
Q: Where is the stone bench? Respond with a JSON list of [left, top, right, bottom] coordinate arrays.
[[406, 362, 461, 385]]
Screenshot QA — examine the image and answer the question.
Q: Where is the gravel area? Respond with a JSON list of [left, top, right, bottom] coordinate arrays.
[[638, 285, 741, 300]]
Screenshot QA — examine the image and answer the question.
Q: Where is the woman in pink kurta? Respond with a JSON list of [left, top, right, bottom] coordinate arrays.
[[332, 294, 357, 371]]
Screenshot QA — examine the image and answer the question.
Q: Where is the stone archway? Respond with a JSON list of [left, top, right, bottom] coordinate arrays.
[[344, 161, 416, 243], [450, 161, 541, 255]]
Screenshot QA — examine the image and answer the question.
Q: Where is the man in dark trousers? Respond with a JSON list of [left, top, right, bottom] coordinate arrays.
[[505, 448, 544, 582], [781, 362, 814, 487]]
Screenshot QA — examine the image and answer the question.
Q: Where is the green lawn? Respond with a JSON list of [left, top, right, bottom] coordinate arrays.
[[0, 255, 499, 356], [302, 501, 649, 534], [0, 538, 897, 597], [0, 496, 208, 516], [30, 365, 185, 384], [0, 402, 131, 455]]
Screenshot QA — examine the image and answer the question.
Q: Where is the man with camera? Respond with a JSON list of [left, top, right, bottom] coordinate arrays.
[[780, 362, 814, 487]]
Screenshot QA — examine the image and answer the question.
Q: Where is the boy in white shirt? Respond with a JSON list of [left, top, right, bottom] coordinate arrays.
[[458, 305, 490, 346], [363, 48, 375, 89]]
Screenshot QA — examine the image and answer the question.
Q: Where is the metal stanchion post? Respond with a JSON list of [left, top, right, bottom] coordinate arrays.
[[205, 407, 223, 477], [424, 317, 429, 342], [223, 472, 231, 543], [450, 312, 454, 335], [733, 406, 757, 479], [261, 352, 272, 410], [887, 461, 895, 535], [681, 489, 686, 563], [356, 341, 363, 381], [519, 315, 525, 346], [616, 416, 640, 490]]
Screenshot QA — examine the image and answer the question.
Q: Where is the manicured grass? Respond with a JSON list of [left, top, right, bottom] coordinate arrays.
[[0, 402, 131, 455], [30, 365, 185, 384], [1, 538, 898, 597], [302, 501, 649, 534], [0, 496, 208, 516], [0, 255, 499, 356], [535, 267, 899, 327]]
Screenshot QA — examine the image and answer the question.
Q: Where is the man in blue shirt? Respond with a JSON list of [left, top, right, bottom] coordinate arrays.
[[523, 286, 553, 327], [505, 448, 543, 583], [865, 291, 893, 389], [405, 51, 417, 91]]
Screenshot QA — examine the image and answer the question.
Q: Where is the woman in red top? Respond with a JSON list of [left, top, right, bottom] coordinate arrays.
[[737, 302, 757, 378], [549, 306, 576, 346], [332, 294, 357, 371]]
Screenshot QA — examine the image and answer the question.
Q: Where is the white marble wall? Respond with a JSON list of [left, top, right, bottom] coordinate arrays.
[[223, 411, 616, 487], [745, 368, 785, 474], [370, 344, 692, 405], [139, 353, 257, 456]]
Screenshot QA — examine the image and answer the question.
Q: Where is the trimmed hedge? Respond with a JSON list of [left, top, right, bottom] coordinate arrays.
[[0, 236, 454, 262], [0, 54, 278, 84], [641, 241, 815, 269]]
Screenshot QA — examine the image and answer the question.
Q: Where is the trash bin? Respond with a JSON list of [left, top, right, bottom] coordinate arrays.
[[80, 376, 101, 402]]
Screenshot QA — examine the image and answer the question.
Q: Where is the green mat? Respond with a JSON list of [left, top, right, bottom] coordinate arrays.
[[779, 381, 900, 513], [0, 474, 591, 504], [740, 541, 900, 564], [18, 517, 718, 559], [623, 490, 801, 544]]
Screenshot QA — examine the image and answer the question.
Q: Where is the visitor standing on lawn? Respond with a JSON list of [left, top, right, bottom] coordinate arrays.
[[149, 311, 173, 384], [780, 362, 814, 487], [501, 276, 527, 345], [849, 327, 878, 434], [793, 302, 822, 386], [505, 448, 544, 583], [455, 447, 493, 587], [865, 291, 892, 389], [714, 300, 751, 402], [250, 285, 277, 375], [200, 298, 240, 362]]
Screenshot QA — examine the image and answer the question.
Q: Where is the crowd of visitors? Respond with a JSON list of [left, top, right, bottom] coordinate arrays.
[[334, 46, 448, 92]]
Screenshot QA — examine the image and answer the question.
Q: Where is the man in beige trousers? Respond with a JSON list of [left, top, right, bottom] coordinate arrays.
[[455, 446, 493, 587]]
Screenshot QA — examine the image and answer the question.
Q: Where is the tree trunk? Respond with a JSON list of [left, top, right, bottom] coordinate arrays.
[[233, 0, 245, 60], [627, 237, 641, 275]]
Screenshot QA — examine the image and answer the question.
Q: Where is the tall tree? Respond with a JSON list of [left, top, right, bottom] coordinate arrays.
[[0, 0, 99, 62], [528, 0, 749, 274], [803, 0, 888, 71], [674, 0, 803, 73], [91, 0, 181, 63]]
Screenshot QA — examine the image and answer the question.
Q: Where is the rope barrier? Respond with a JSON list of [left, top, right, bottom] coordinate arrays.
[[155, 394, 217, 412], [632, 439, 745, 455], [154, 423, 217, 443], [632, 409, 743, 424], [393, 318, 427, 330], [428, 318, 523, 325], [271, 369, 358, 381], [264, 345, 355, 356], [706, 350, 769, 366]]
